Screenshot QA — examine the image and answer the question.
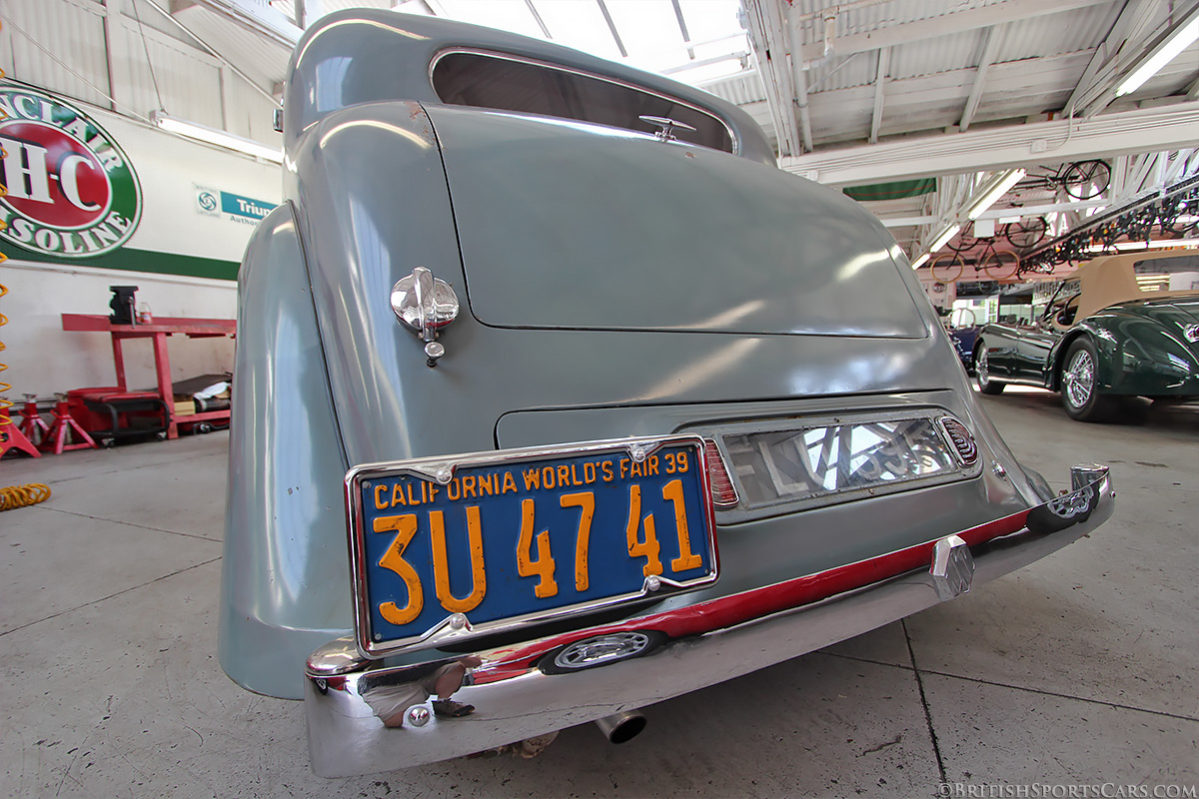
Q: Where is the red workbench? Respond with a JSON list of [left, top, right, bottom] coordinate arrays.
[[61, 313, 235, 440]]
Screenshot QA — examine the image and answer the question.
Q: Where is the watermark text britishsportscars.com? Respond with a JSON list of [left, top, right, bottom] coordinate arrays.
[[937, 784, 1197, 799]]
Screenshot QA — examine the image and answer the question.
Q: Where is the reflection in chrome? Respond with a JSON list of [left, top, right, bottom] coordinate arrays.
[[637, 114, 696, 142], [304, 466, 1114, 777], [390, 266, 459, 366], [930, 534, 975, 601], [595, 710, 647, 744], [1047, 485, 1096, 520], [723, 416, 965, 508], [552, 632, 654, 670], [1184, 323, 1199, 343]]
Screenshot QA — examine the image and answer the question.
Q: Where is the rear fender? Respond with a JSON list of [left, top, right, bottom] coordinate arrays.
[[219, 203, 353, 700]]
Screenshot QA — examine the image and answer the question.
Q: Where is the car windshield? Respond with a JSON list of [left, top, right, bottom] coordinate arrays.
[[1041, 279, 1081, 325]]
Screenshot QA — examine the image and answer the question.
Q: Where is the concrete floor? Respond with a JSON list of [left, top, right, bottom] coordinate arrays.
[[1, 390, 1196, 798]]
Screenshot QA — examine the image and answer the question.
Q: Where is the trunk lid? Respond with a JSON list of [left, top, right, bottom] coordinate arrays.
[[427, 105, 927, 338]]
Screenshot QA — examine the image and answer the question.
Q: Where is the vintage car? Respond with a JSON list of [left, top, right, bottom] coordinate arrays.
[[220, 10, 1114, 777], [973, 252, 1199, 421]]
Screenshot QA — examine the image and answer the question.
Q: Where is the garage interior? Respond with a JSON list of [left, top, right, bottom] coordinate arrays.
[[1, 0, 1197, 796]]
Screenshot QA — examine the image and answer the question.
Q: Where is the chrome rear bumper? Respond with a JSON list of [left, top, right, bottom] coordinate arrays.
[[305, 465, 1113, 778]]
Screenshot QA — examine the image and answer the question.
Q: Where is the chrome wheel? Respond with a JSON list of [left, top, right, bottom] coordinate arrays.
[[974, 346, 1004, 394], [552, 632, 655, 671], [1063, 348, 1095, 409]]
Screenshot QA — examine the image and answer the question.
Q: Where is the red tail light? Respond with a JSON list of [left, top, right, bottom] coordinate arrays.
[[703, 439, 740, 508]]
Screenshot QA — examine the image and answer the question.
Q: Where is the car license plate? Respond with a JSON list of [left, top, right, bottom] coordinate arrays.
[[346, 436, 719, 657]]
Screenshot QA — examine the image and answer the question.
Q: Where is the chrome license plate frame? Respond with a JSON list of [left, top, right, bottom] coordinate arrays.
[[345, 435, 719, 658]]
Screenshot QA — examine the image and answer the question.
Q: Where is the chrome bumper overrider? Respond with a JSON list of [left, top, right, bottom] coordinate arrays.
[[304, 465, 1113, 778]]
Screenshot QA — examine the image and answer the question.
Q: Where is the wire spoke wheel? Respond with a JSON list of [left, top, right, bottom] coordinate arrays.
[[1063, 348, 1095, 410], [946, 229, 979, 253], [1062, 160, 1110, 200], [1003, 217, 1048, 249], [981, 248, 1020, 281], [930, 251, 965, 283], [974, 345, 1004, 395]]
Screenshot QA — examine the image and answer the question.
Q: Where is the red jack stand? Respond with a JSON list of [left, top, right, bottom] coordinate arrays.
[[18, 394, 49, 446], [41, 395, 98, 455], [0, 407, 41, 458]]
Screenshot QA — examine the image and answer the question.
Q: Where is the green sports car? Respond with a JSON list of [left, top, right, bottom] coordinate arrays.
[[974, 252, 1199, 421]]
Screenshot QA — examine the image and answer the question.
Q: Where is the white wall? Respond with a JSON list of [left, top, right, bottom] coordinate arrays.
[[3, 264, 237, 398]]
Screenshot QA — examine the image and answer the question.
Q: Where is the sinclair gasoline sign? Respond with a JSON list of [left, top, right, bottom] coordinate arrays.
[[0, 84, 141, 258]]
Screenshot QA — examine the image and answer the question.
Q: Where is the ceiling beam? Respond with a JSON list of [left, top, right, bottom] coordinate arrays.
[[594, 0, 627, 58], [869, 47, 889, 143], [669, 0, 694, 59], [743, 0, 803, 156], [1069, 0, 1199, 117], [174, 0, 300, 48], [144, 0, 285, 104], [959, 24, 1003, 132], [523, 0, 551, 39], [1062, 0, 1138, 114], [797, 0, 1109, 63], [778, 101, 1199, 186]]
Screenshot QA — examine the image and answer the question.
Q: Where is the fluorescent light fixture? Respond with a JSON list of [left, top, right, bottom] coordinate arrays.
[[965, 169, 1026, 220], [150, 110, 283, 163], [929, 224, 962, 254], [1116, 14, 1199, 97], [911, 252, 930, 269]]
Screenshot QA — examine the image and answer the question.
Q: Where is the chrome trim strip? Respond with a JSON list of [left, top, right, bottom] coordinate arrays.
[[309, 466, 1113, 777], [427, 47, 740, 155], [344, 434, 720, 659]]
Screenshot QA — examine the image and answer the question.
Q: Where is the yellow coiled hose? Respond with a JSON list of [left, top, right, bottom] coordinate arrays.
[[1, 483, 52, 511], [1, 43, 47, 508]]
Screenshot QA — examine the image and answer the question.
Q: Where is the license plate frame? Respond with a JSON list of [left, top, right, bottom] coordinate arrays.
[[345, 435, 719, 658]]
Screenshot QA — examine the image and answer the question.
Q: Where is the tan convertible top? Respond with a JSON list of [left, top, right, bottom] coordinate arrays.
[[1073, 251, 1199, 321]]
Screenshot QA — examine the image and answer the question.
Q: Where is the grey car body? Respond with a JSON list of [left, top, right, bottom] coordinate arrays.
[[219, 10, 1113, 776]]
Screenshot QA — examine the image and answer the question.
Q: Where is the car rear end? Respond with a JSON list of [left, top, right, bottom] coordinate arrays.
[[218, 10, 1114, 777]]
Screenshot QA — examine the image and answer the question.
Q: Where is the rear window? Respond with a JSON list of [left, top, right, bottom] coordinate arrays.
[[431, 51, 734, 153]]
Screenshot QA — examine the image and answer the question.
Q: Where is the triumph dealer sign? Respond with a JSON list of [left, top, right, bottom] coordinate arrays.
[[0, 85, 141, 258]]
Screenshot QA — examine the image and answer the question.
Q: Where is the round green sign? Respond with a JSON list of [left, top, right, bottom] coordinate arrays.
[[0, 84, 142, 258]]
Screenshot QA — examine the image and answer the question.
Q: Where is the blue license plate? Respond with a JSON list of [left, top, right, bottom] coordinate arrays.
[[346, 436, 718, 657]]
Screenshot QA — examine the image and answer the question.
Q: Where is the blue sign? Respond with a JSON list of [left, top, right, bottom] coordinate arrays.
[[219, 191, 275, 220]]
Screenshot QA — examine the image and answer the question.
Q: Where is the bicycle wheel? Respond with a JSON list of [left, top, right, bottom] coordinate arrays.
[[981, 248, 1020, 281], [1061, 160, 1110, 200], [946, 229, 979, 253], [1003, 217, 1048, 249], [929, 252, 965, 283]]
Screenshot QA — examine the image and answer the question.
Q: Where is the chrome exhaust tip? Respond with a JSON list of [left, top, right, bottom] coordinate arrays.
[[595, 710, 647, 744]]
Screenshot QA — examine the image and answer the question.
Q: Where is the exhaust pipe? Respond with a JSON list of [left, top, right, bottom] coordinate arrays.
[[595, 710, 647, 744]]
